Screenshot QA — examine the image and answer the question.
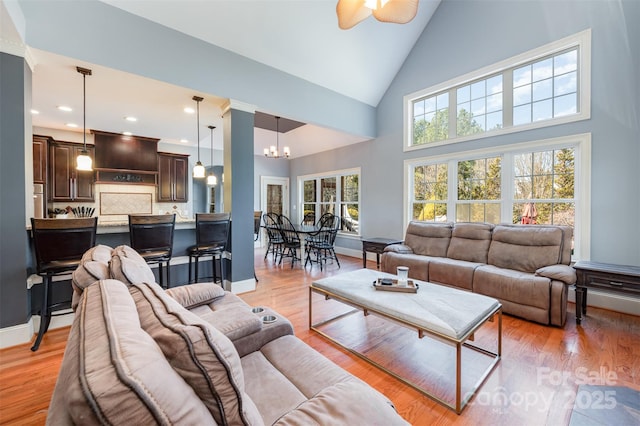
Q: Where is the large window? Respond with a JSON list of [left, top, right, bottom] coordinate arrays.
[[405, 30, 590, 149], [299, 168, 360, 235], [513, 49, 578, 125], [406, 134, 590, 259], [456, 156, 502, 223]]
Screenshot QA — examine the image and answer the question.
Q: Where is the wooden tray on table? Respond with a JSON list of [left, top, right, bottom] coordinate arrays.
[[373, 278, 418, 293]]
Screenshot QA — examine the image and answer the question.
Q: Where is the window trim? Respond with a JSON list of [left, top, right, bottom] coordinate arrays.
[[298, 167, 361, 236], [404, 133, 591, 260], [403, 29, 591, 151]]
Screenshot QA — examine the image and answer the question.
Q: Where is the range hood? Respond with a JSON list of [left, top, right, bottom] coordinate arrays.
[[92, 130, 159, 184]]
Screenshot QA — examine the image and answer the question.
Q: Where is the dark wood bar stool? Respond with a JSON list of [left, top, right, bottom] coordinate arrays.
[[188, 213, 230, 284], [30, 217, 97, 351], [128, 214, 175, 289]]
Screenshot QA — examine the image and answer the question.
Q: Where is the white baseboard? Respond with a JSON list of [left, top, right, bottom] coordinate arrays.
[[0, 322, 33, 349], [0, 310, 74, 349], [225, 278, 257, 294], [567, 288, 640, 317]]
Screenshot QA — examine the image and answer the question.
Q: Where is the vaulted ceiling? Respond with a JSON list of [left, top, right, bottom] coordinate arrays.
[[5, 0, 441, 157]]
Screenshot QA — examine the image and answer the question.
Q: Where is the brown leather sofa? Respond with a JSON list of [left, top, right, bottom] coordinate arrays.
[[381, 222, 576, 326], [47, 245, 409, 425]]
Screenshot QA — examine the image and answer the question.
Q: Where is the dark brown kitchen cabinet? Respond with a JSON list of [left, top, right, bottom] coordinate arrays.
[[49, 141, 95, 202], [157, 152, 189, 202], [33, 135, 50, 184]]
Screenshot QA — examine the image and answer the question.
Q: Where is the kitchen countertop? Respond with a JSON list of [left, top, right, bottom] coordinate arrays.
[[97, 219, 196, 234], [27, 218, 196, 234]]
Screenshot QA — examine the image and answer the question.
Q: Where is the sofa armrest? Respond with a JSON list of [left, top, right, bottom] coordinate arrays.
[[165, 283, 225, 309], [384, 244, 413, 254], [273, 380, 409, 425], [535, 264, 577, 285]]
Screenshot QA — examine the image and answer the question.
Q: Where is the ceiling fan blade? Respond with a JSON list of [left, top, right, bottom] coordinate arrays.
[[372, 0, 419, 24], [336, 0, 372, 30]]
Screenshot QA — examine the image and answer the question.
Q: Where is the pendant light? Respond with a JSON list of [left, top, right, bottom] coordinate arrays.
[[192, 96, 205, 178], [76, 66, 93, 171], [263, 116, 290, 158], [207, 125, 217, 186]]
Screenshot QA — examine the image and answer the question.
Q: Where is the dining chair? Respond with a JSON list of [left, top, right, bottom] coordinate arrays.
[[277, 214, 302, 268], [304, 214, 341, 271], [187, 213, 230, 284], [30, 217, 97, 351], [128, 214, 175, 289], [301, 211, 316, 226], [263, 212, 284, 262], [254, 210, 263, 241]]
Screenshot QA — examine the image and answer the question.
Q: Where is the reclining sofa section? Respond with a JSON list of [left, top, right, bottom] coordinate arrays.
[[381, 222, 576, 327], [47, 244, 409, 425]]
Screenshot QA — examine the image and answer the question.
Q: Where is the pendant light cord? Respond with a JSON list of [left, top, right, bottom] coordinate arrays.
[[83, 72, 86, 152], [275, 116, 280, 153], [196, 99, 201, 162]]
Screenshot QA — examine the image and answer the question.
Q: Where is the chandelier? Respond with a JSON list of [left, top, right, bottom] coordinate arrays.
[[264, 116, 290, 159], [336, 0, 419, 30]]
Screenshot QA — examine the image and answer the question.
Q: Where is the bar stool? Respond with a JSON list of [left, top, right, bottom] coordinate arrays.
[[30, 217, 97, 351], [188, 213, 230, 284], [128, 214, 175, 289]]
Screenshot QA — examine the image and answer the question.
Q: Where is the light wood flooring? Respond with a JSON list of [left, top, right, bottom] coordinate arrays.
[[1, 248, 638, 425]]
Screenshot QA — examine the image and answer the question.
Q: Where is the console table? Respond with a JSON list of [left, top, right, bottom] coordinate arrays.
[[361, 237, 403, 269], [573, 260, 640, 324]]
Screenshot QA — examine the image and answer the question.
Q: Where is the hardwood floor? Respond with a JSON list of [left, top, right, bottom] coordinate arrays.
[[1, 247, 638, 425]]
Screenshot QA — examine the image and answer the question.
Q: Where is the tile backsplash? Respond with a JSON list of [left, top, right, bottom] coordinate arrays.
[[50, 183, 191, 223]]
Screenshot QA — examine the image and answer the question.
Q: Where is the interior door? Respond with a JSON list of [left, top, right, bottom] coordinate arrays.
[[261, 176, 289, 218]]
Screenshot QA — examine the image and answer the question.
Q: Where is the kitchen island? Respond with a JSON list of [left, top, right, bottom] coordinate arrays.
[[25, 218, 229, 320]]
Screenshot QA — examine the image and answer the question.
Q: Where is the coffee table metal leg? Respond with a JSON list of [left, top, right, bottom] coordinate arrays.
[[309, 286, 501, 414]]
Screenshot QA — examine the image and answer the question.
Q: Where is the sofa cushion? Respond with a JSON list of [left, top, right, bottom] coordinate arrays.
[[195, 304, 264, 342], [70, 244, 112, 311], [446, 222, 493, 263], [81, 243, 113, 263], [71, 244, 112, 292], [488, 225, 563, 273], [129, 280, 263, 426], [473, 265, 551, 318], [403, 221, 452, 257], [381, 252, 430, 282], [242, 334, 354, 425], [110, 245, 156, 285], [46, 279, 214, 425], [165, 282, 226, 309], [273, 380, 409, 426], [427, 257, 482, 291]]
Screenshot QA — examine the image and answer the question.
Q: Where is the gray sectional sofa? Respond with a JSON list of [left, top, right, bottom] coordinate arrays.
[[381, 222, 576, 326], [47, 245, 408, 425]]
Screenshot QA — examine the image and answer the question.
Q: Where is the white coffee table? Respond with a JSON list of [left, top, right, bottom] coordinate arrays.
[[310, 268, 502, 414]]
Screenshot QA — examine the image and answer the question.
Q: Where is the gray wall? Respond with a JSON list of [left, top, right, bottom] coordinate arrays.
[[0, 53, 31, 328]]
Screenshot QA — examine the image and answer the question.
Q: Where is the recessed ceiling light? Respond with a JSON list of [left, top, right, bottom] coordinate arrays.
[[123, 131, 133, 136], [58, 106, 72, 112], [30, 109, 39, 115], [180, 139, 189, 143], [184, 107, 195, 114], [124, 116, 137, 122], [66, 123, 78, 128]]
